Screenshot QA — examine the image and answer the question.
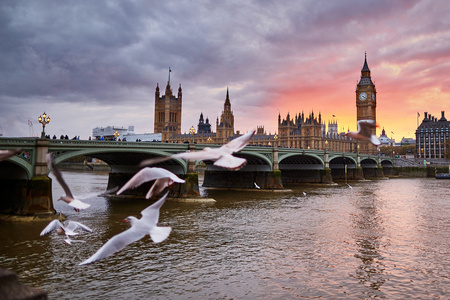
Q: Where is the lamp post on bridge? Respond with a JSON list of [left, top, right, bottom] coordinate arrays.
[[189, 126, 195, 144], [38, 112, 50, 139], [113, 131, 119, 141]]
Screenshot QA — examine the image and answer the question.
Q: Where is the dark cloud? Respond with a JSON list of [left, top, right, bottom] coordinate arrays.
[[0, 0, 449, 140]]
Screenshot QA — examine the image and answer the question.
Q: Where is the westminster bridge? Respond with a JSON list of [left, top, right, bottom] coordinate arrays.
[[0, 137, 393, 215]]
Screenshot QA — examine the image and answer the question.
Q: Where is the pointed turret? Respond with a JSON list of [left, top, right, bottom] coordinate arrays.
[[155, 83, 160, 97], [358, 52, 373, 86], [361, 52, 370, 72]]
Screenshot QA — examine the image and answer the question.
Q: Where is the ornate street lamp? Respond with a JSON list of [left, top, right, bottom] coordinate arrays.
[[38, 112, 50, 138], [274, 134, 278, 148], [113, 131, 119, 141], [189, 126, 195, 143], [207, 136, 211, 144], [325, 140, 328, 151]]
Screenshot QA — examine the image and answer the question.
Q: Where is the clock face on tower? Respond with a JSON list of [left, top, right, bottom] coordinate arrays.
[[359, 92, 367, 101]]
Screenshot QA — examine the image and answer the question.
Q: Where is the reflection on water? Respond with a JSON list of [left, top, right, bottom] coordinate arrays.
[[1, 172, 449, 299]]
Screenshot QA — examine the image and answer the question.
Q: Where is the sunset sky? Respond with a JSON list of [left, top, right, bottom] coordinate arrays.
[[1, 0, 449, 142]]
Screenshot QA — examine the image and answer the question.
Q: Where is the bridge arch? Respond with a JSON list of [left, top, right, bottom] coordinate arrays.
[[0, 158, 31, 180], [50, 148, 188, 174], [278, 153, 324, 169], [380, 159, 394, 167], [329, 156, 357, 169], [361, 157, 378, 168]]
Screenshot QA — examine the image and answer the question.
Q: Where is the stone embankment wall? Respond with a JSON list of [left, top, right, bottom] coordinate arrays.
[[389, 157, 450, 177]]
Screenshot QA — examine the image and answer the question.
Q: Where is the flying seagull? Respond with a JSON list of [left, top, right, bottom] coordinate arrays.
[[254, 182, 261, 189], [0, 149, 22, 161], [344, 120, 381, 146], [46, 153, 91, 211], [140, 130, 256, 170], [40, 220, 92, 245], [79, 192, 171, 265], [116, 167, 185, 199]]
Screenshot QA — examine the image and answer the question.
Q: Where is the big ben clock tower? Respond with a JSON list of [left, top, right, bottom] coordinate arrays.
[[356, 53, 377, 154]]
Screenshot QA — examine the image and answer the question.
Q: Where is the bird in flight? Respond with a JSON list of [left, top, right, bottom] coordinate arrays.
[[140, 130, 256, 170], [0, 149, 22, 161], [40, 220, 92, 245], [79, 192, 172, 265], [46, 153, 91, 211], [116, 167, 185, 199], [344, 120, 381, 146]]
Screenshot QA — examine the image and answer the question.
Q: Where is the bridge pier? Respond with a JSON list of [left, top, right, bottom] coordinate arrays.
[[0, 139, 55, 215], [362, 167, 385, 179]]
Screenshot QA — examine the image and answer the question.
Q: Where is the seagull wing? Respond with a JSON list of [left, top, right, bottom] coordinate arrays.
[[214, 154, 247, 170], [146, 178, 172, 199], [46, 153, 74, 199], [138, 156, 173, 168], [40, 220, 64, 236], [149, 226, 172, 243], [79, 226, 146, 265], [0, 149, 22, 162], [141, 192, 172, 243], [117, 167, 184, 195], [357, 120, 376, 138], [68, 199, 91, 210], [220, 130, 255, 153], [172, 149, 219, 161], [140, 192, 169, 226], [370, 135, 381, 146], [66, 221, 93, 233]]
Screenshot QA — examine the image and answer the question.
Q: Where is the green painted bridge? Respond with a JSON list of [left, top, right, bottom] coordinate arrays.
[[0, 137, 393, 215]]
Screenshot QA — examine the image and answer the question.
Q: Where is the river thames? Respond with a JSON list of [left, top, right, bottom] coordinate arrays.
[[1, 171, 449, 299]]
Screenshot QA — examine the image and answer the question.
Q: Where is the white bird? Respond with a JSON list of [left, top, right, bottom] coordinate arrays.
[[46, 153, 91, 211], [140, 130, 256, 170], [344, 120, 381, 146], [303, 192, 307, 197], [116, 167, 185, 199], [40, 220, 93, 245], [0, 149, 22, 161], [254, 182, 260, 189], [347, 184, 353, 189], [79, 192, 171, 265]]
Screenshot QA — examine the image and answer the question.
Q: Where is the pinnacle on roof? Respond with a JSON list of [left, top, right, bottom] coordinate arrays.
[[362, 52, 370, 72]]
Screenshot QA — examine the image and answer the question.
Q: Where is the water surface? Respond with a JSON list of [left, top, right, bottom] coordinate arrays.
[[1, 172, 449, 299]]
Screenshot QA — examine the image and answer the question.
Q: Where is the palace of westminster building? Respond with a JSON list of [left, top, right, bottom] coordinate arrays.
[[154, 55, 379, 154]]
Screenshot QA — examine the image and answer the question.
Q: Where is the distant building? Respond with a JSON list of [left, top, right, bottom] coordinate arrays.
[[92, 126, 131, 141], [277, 111, 355, 151], [378, 128, 391, 146], [400, 137, 415, 146], [197, 113, 211, 134], [416, 111, 450, 158], [154, 71, 182, 142], [92, 125, 161, 142]]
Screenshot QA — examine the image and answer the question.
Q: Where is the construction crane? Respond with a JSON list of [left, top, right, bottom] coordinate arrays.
[[28, 120, 36, 137]]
